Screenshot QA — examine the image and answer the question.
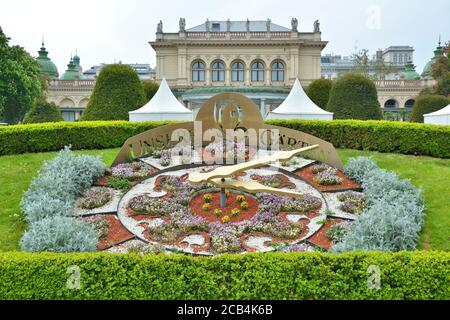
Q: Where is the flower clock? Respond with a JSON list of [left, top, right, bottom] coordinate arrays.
[[74, 143, 366, 254]]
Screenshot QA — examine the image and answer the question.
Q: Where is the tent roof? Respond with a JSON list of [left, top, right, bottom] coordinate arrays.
[[270, 79, 333, 115], [424, 104, 450, 117], [129, 78, 192, 114]]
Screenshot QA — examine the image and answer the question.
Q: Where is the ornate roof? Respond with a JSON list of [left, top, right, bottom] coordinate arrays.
[[60, 57, 83, 80], [402, 60, 420, 80], [187, 20, 291, 32], [422, 43, 445, 78], [36, 42, 59, 80]]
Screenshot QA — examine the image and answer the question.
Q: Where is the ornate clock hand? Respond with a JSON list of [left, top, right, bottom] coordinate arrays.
[[188, 145, 318, 184]]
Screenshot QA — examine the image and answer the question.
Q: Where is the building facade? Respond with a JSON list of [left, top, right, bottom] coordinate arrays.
[[151, 18, 326, 115]]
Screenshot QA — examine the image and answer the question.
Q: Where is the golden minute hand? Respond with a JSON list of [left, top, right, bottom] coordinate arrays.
[[188, 145, 319, 184]]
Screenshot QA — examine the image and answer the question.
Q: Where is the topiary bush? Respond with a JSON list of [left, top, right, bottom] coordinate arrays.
[[326, 74, 382, 120], [334, 157, 425, 253], [411, 94, 449, 123], [306, 78, 333, 110], [81, 64, 146, 120], [22, 100, 63, 124], [141, 80, 159, 102], [20, 216, 98, 253]]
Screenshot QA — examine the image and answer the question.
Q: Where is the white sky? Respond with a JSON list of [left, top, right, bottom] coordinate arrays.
[[1, 0, 449, 74]]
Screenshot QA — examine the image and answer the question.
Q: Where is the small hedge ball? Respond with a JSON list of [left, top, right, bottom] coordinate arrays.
[[240, 201, 249, 210], [231, 208, 240, 217], [202, 203, 211, 211], [236, 195, 246, 203], [203, 194, 213, 203], [214, 209, 223, 217]]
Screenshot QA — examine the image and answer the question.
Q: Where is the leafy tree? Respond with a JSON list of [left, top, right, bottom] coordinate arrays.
[[23, 100, 63, 124], [141, 80, 159, 102], [350, 49, 397, 80], [411, 95, 449, 123], [0, 27, 44, 124], [306, 79, 333, 110], [81, 64, 146, 120], [326, 74, 382, 120]]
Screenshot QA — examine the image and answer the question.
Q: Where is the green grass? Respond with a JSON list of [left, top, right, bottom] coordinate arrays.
[[0, 148, 448, 252]]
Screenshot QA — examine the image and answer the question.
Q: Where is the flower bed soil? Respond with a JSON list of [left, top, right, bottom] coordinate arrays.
[[307, 218, 345, 250], [189, 191, 259, 223], [250, 174, 296, 189], [97, 214, 135, 250], [295, 166, 360, 192]]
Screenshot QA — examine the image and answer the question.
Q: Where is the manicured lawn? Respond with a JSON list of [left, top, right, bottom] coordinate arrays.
[[0, 148, 448, 251]]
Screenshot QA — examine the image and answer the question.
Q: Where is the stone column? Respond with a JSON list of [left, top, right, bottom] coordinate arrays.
[[260, 98, 266, 118]]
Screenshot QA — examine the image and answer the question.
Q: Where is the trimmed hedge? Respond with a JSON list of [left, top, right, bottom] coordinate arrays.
[[0, 120, 449, 158], [0, 251, 448, 300], [411, 95, 450, 123], [306, 78, 333, 110]]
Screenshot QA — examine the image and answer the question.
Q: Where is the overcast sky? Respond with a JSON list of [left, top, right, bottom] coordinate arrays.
[[1, 0, 449, 75]]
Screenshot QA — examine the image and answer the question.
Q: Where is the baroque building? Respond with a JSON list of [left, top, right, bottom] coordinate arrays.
[[151, 18, 325, 115]]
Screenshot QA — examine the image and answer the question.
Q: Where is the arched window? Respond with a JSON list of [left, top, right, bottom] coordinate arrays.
[[211, 60, 225, 82], [271, 60, 285, 81], [231, 61, 245, 82], [405, 99, 415, 108], [384, 99, 398, 108], [251, 60, 265, 82], [191, 60, 205, 82]]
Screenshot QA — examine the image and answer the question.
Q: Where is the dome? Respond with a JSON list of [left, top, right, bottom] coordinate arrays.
[[60, 58, 83, 80], [72, 52, 82, 72], [36, 43, 59, 80], [402, 60, 420, 80], [422, 43, 444, 78]]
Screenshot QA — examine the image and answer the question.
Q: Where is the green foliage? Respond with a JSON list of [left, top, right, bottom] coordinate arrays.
[[81, 64, 146, 120], [411, 95, 449, 123], [327, 74, 382, 120], [0, 251, 448, 299], [141, 80, 159, 102], [306, 79, 333, 110], [0, 27, 44, 124], [1, 120, 449, 158], [23, 100, 63, 124]]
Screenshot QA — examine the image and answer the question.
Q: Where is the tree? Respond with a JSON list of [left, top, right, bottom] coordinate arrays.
[[0, 27, 44, 124], [326, 74, 382, 120], [141, 80, 159, 102], [411, 95, 449, 123], [23, 100, 63, 124], [306, 79, 333, 110], [81, 64, 146, 120], [350, 49, 397, 80]]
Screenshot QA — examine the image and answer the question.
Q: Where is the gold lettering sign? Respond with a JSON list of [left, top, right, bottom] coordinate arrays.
[[112, 93, 343, 169]]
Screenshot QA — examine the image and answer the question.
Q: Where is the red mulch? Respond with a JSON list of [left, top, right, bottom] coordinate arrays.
[[189, 191, 259, 223], [295, 166, 360, 192], [93, 176, 109, 187], [307, 218, 345, 250], [97, 215, 134, 250]]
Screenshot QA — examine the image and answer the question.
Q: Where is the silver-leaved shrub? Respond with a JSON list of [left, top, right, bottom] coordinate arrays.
[[333, 157, 425, 252], [21, 147, 105, 223], [20, 146, 105, 252], [20, 216, 98, 253]]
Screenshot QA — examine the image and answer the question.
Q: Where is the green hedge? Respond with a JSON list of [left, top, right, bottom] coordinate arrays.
[[0, 120, 449, 158], [0, 251, 448, 300]]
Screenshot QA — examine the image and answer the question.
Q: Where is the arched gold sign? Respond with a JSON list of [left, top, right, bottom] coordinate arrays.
[[112, 92, 343, 169]]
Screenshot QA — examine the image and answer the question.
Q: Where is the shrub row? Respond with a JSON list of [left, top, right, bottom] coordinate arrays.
[[334, 157, 424, 252], [0, 120, 449, 158], [0, 251, 448, 300]]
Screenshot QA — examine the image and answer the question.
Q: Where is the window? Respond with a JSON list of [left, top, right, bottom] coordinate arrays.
[[251, 61, 265, 82], [384, 99, 398, 108], [212, 23, 220, 32], [211, 60, 225, 82], [231, 61, 245, 82], [271, 60, 285, 81], [393, 54, 398, 64], [192, 60, 205, 82]]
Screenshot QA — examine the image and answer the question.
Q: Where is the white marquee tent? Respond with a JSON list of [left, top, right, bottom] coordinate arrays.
[[266, 78, 333, 120], [423, 104, 450, 126], [129, 78, 193, 122]]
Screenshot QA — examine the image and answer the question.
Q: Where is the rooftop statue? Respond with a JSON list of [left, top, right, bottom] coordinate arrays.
[[157, 20, 163, 33], [227, 19, 231, 32], [291, 18, 298, 31], [314, 20, 320, 33], [266, 18, 271, 32], [179, 18, 186, 32], [205, 19, 210, 32], [246, 18, 250, 32]]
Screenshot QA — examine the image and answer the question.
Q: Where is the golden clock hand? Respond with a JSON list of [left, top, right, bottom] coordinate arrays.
[[188, 145, 318, 184], [209, 178, 305, 198]]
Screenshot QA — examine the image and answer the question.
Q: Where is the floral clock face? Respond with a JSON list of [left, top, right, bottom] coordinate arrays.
[[75, 148, 365, 254]]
